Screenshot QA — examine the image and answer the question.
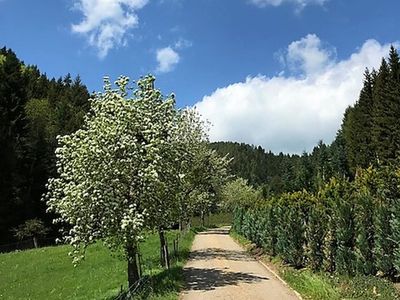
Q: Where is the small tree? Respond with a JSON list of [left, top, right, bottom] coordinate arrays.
[[221, 178, 260, 209], [173, 109, 208, 231], [187, 146, 231, 227], [12, 219, 49, 248]]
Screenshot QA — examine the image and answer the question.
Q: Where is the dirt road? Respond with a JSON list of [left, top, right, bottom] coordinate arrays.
[[180, 226, 300, 300]]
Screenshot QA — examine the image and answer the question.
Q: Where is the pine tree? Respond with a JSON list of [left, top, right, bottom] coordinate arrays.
[[342, 70, 375, 173], [388, 47, 400, 157], [329, 130, 350, 178], [372, 59, 396, 164]]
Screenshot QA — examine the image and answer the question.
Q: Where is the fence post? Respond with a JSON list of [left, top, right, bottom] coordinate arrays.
[[164, 236, 170, 269]]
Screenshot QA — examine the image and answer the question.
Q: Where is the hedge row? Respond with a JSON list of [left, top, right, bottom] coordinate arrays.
[[233, 166, 400, 277]]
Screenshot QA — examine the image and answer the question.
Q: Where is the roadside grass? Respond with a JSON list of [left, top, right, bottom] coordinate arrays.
[[230, 231, 400, 300], [191, 212, 232, 228], [0, 229, 195, 300]]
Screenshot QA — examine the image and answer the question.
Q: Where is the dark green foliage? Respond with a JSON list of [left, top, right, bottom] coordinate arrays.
[[333, 181, 356, 275], [0, 47, 28, 245], [306, 200, 326, 271], [373, 166, 398, 277], [12, 218, 49, 248], [0, 47, 90, 245], [354, 169, 376, 275], [340, 47, 400, 172], [262, 203, 277, 256], [211, 140, 349, 196], [342, 70, 375, 174], [329, 130, 350, 178], [12, 218, 49, 240], [392, 197, 400, 275], [233, 164, 400, 279], [372, 59, 396, 164]]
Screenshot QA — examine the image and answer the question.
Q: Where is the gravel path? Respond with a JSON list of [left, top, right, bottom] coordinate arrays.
[[180, 226, 300, 300]]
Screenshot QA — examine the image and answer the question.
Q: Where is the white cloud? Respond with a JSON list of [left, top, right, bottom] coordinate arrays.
[[71, 0, 149, 58], [249, 0, 328, 9], [174, 38, 193, 50], [155, 46, 180, 73], [284, 33, 336, 76], [195, 35, 394, 154]]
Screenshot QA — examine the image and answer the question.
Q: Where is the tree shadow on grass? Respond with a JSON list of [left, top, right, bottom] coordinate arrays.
[[182, 267, 269, 291], [149, 265, 184, 295], [108, 266, 186, 299]]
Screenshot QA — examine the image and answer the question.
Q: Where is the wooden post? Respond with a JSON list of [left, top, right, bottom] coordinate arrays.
[[164, 236, 170, 269]]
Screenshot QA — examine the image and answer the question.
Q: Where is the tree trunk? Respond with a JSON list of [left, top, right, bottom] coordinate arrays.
[[127, 244, 140, 289], [201, 211, 205, 227], [159, 228, 166, 267], [158, 228, 170, 269], [164, 237, 170, 269], [33, 236, 38, 248]]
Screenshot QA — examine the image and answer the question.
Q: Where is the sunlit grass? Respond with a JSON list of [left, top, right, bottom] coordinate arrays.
[[0, 230, 195, 300]]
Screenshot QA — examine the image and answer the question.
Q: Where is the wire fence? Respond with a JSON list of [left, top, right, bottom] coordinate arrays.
[[112, 232, 183, 299], [113, 275, 153, 300]]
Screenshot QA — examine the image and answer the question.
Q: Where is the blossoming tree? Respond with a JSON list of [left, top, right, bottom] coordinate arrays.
[[44, 75, 178, 287]]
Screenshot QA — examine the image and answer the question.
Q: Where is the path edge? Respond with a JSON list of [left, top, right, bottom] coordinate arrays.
[[231, 234, 303, 300]]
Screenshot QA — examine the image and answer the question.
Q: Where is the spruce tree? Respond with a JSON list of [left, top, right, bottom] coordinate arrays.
[[342, 70, 375, 173], [372, 59, 396, 164], [388, 47, 400, 157]]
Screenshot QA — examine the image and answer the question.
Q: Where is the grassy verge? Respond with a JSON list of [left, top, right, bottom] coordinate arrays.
[[0, 229, 196, 300], [230, 231, 400, 300]]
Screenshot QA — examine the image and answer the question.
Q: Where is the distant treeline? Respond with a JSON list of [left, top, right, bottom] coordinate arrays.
[[211, 46, 400, 196], [210, 139, 347, 196], [0, 47, 90, 244]]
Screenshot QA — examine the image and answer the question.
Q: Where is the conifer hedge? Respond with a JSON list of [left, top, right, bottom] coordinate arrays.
[[233, 166, 400, 278]]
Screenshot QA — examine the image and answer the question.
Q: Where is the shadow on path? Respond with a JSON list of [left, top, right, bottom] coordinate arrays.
[[189, 248, 254, 262], [198, 228, 230, 235], [183, 267, 269, 291]]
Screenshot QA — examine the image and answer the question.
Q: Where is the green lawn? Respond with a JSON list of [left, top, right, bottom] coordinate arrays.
[[0, 230, 195, 300]]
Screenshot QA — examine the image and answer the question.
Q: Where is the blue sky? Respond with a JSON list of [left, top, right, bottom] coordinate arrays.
[[1, 0, 399, 153]]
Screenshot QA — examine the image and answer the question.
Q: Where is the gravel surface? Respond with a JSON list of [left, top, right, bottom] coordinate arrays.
[[180, 226, 300, 300]]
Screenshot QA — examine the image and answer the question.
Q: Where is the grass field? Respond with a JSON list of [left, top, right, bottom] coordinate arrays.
[[0, 230, 195, 300], [230, 231, 400, 300]]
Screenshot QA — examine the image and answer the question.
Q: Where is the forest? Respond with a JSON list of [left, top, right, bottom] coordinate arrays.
[[0, 47, 91, 245]]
